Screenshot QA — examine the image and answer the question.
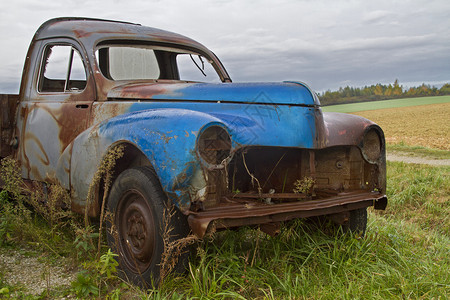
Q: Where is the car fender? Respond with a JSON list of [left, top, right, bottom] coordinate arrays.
[[66, 108, 223, 211]]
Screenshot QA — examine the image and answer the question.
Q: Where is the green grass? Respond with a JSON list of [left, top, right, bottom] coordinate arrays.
[[1, 162, 449, 299], [150, 161, 450, 299], [384, 162, 449, 234], [321, 95, 450, 113]]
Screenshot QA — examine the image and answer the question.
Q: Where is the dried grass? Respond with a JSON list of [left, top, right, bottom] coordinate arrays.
[[159, 206, 198, 283], [84, 145, 124, 256], [353, 102, 450, 150]]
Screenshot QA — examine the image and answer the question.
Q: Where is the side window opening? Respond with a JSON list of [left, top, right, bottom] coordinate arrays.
[[39, 45, 87, 93], [96, 47, 160, 80], [95, 44, 220, 83]]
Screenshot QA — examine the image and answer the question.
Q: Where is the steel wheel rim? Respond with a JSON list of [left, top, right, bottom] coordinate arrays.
[[116, 189, 155, 274]]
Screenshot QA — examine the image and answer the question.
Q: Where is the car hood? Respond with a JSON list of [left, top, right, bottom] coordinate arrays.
[[107, 81, 318, 106]]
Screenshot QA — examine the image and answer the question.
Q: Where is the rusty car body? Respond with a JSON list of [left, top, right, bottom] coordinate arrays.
[[0, 17, 387, 285]]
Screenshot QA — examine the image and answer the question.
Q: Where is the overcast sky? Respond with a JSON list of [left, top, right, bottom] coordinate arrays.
[[0, 0, 449, 93]]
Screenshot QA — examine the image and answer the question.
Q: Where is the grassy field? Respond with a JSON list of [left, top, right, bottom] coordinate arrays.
[[1, 161, 449, 299], [158, 162, 450, 299], [322, 95, 450, 113], [322, 96, 450, 151], [355, 102, 450, 150]]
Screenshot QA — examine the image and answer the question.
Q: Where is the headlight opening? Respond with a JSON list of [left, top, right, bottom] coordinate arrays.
[[198, 125, 232, 166], [361, 128, 382, 163]]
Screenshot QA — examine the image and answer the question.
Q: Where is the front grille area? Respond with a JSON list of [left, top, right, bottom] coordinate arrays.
[[201, 146, 379, 207], [188, 145, 385, 237]]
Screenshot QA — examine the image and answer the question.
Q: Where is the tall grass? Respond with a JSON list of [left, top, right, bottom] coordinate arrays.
[[152, 218, 448, 299], [1, 159, 448, 299], [149, 161, 449, 299], [0, 154, 123, 298], [384, 162, 449, 235], [0, 160, 76, 257]]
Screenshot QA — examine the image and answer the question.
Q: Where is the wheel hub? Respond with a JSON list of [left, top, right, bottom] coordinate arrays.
[[117, 190, 155, 273], [127, 214, 146, 250]]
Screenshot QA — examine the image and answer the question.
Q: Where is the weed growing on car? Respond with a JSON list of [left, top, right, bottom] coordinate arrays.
[[293, 176, 315, 195], [159, 206, 198, 283], [83, 145, 124, 255]]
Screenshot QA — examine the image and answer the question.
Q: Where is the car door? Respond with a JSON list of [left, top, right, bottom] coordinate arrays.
[[15, 39, 95, 189]]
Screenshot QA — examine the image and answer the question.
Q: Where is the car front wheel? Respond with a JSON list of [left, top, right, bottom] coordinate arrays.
[[106, 166, 188, 287]]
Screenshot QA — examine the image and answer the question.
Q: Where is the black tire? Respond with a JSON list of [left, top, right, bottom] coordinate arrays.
[[106, 166, 189, 287], [344, 207, 367, 236]]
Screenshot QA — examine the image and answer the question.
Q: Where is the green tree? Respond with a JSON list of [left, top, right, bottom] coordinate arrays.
[[439, 83, 450, 95]]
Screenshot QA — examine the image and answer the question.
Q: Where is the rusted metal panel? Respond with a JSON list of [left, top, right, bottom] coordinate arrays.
[[14, 99, 93, 185], [318, 111, 376, 147], [187, 191, 387, 238], [68, 100, 321, 211], [0, 94, 19, 158], [65, 97, 387, 217]]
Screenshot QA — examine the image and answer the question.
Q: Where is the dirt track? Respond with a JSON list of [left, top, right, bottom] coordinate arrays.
[[387, 153, 450, 166]]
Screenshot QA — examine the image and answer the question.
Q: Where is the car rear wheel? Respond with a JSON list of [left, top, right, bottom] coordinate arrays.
[[344, 207, 367, 236]]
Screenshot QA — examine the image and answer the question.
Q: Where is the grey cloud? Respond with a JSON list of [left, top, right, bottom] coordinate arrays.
[[0, 0, 449, 94], [362, 10, 395, 24]]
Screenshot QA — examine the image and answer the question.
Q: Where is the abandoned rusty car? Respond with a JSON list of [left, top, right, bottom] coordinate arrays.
[[0, 18, 387, 285]]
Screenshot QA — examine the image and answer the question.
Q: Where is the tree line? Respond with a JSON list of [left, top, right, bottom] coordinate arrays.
[[319, 80, 450, 106]]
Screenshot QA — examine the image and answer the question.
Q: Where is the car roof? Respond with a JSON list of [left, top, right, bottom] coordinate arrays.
[[34, 17, 207, 51]]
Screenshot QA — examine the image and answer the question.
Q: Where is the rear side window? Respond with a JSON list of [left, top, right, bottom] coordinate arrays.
[[39, 45, 87, 93]]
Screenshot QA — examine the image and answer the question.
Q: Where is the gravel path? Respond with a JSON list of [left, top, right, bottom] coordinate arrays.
[[387, 153, 450, 166], [0, 249, 77, 298]]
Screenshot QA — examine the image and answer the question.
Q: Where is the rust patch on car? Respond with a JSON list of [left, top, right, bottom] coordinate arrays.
[[188, 191, 387, 238]]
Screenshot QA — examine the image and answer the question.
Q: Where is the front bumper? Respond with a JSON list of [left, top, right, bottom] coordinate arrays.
[[187, 191, 387, 238]]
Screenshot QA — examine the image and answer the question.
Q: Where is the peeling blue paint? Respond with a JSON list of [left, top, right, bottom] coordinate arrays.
[[109, 81, 317, 106], [70, 82, 319, 209]]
